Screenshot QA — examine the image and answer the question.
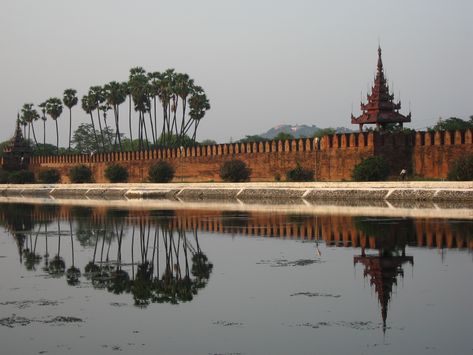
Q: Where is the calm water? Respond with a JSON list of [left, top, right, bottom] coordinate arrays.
[[0, 203, 472, 355]]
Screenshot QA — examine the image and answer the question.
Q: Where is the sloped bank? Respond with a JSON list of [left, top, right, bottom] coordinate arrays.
[[1, 182, 473, 202]]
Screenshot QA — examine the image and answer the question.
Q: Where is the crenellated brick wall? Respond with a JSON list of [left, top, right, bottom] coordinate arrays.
[[26, 129, 473, 182], [413, 129, 473, 178]]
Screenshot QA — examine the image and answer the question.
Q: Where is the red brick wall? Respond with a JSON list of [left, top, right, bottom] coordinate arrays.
[[412, 130, 473, 179], [27, 130, 473, 182]]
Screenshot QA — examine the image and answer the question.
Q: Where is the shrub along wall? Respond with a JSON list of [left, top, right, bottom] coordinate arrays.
[[25, 130, 473, 183]]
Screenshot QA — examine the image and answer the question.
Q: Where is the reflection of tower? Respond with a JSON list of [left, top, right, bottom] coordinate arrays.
[[354, 244, 413, 333]]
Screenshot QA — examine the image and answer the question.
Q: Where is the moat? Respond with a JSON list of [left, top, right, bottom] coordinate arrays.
[[0, 202, 471, 355]]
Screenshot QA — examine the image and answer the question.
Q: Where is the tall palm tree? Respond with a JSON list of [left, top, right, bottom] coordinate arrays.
[[104, 81, 127, 151], [86, 86, 107, 150], [129, 67, 151, 150], [20, 103, 40, 146], [45, 98, 63, 154], [148, 71, 162, 144], [188, 87, 210, 142], [63, 89, 78, 152], [81, 95, 100, 152], [38, 102, 48, 153]]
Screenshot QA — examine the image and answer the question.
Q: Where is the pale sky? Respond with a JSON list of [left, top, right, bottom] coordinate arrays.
[[1, 0, 472, 144]]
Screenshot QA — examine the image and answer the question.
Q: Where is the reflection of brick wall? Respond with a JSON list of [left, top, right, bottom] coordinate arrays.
[[27, 129, 473, 182]]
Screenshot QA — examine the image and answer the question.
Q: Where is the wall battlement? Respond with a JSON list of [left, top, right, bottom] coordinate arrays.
[[12, 129, 473, 182]]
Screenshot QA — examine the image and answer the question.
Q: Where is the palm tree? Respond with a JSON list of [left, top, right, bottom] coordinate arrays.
[[187, 87, 210, 142], [38, 102, 48, 153], [63, 89, 78, 152], [129, 67, 151, 150], [45, 98, 63, 154], [104, 81, 127, 151], [20, 103, 40, 146], [81, 95, 100, 152], [87, 86, 107, 151]]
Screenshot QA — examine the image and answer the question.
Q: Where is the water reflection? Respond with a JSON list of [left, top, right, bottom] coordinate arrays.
[[0, 205, 214, 307], [0, 203, 471, 326]]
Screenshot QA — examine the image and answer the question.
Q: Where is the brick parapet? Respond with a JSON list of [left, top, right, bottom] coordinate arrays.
[[25, 130, 473, 182]]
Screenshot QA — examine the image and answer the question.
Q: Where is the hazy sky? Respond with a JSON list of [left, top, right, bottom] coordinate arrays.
[[1, 0, 472, 144]]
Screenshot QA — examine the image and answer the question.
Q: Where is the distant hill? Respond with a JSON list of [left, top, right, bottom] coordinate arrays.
[[259, 124, 352, 139]]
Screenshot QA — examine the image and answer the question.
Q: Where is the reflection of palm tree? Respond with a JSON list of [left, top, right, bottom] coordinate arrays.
[[48, 220, 65, 277], [66, 219, 81, 285]]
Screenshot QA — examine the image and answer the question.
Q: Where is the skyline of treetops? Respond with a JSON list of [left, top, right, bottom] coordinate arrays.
[[15, 67, 210, 155], [10, 63, 473, 156]]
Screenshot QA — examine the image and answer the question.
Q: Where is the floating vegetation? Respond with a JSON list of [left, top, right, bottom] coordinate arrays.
[[257, 258, 324, 267], [290, 292, 341, 298]]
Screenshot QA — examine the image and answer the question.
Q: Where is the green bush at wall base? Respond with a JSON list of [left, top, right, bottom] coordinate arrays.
[[220, 159, 251, 182], [352, 156, 390, 181], [9, 170, 35, 184], [69, 165, 92, 183], [0, 169, 9, 183], [105, 164, 129, 183], [38, 169, 61, 184], [448, 155, 473, 181], [286, 164, 314, 182], [149, 161, 175, 183]]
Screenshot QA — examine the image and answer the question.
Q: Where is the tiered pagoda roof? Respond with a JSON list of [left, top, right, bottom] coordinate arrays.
[[2, 118, 32, 170], [351, 46, 411, 131], [354, 246, 413, 334]]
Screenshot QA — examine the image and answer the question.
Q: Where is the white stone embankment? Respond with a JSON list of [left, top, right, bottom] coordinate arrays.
[[1, 181, 473, 202]]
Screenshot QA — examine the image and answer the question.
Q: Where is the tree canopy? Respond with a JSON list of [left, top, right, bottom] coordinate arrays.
[[430, 116, 473, 131]]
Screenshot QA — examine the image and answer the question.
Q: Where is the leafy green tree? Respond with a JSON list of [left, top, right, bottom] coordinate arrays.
[[448, 154, 473, 181], [352, 156, 390, 181], [200, 139, 217, 145], [149, 161, 175, 183], [274, 132, 294, 140], [313, 128, 336, 138], [63, 89, 78, 152], [69, 165, 92, 183], [238, 135, 268, 143], [286, 163, 314, 182], [105, 164, 129, 183], [156, 133, 195, 148], [431, 116, 473, 131], [38, 168, 60, 183], [72, 123, 118, 154], [220, 160, 251, 182], [45, 98, 63, 154]]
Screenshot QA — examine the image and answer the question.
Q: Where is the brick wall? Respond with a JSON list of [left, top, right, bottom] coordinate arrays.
[[27, 130, 473, 182]]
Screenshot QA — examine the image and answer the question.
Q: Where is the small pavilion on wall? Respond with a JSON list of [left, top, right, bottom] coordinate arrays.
[[351, 46, 411, 132], [2, 119, 31, 171]]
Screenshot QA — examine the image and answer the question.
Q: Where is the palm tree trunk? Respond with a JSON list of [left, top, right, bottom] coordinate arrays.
[[43, 120, 46, 154], [153, 97, 158, 144], [96, 110, 106, 151], [103, 115, 113, 148], [31, 122, 38, 147], [89, 113, 99, 152], [68, 108, 72, 152], [142, 113, 149, 150], [55, 119, 59, 154], [148, 110, 156, 146], [128, 95, 134, 151], [114, 105, 123, 152]]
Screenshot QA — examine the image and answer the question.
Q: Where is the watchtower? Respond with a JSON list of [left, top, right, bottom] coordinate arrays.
[[2, 119, 32, 171], [351, 46, 411, 131]]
